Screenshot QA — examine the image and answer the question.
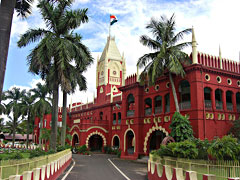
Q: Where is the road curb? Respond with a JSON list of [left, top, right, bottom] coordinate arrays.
[[60, 158, 75, 180]]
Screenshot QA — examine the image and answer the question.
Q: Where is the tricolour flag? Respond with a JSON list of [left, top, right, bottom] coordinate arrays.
[[110, 15, 118, 25]]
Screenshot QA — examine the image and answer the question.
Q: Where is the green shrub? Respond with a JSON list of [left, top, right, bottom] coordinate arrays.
[[29, 148, 46, 158], [76, 145, 88, 154], [152, 143, 176, 157], [9, 152, 24, 159], [191, 138, 210, 160], [152, 140, 198, 159], [169, 112, 194, 142], [208, 135, 240, 161], [57, 146, 65, 152], [172, 140, 198, 159]]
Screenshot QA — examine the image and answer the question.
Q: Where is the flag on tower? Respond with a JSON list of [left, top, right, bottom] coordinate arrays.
[[110, 15, 118, 25]]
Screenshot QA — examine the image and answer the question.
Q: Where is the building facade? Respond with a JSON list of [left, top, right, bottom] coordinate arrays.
[[34, 30, 240, 159]]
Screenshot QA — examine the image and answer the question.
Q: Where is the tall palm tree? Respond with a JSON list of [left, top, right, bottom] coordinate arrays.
[[0, 117, 5, 132], [5, 116, 23, 136], [4, 87, 26, 146], [137, 14, 191, 112], [61, 69, 88, 146], [21, 91, 36, 148], [18, 0, 93, 150], [31, 83, 51, 146], [0, 0, 33, 102]]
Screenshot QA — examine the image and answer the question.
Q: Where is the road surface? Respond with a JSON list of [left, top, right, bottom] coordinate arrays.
[[65, 154, 147, 180]]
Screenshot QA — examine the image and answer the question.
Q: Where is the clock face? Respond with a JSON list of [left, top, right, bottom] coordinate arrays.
[[113, 70, 117, 75]]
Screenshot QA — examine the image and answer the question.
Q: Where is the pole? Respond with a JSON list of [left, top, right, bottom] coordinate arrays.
[[109, 15, 111, 37]]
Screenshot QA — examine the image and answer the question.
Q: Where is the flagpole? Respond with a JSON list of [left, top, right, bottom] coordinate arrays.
[[109, 15, 111, 37]]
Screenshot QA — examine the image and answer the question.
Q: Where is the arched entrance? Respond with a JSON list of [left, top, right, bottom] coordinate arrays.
[[89, 135, 103, 151], [149, 130, 166, 152], [72, 134, 79, 146], [112, 136, 120, 149], [126, 130, 135, 155]]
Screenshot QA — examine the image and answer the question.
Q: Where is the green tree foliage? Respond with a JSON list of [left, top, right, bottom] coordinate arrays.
[[18, 0, 93, 150], [169, 112, 194, 142], [208, 135, 240, 161], [191, 138, 210, 160], [3, 87, 26, 146], [21, 91, 36, 148], [152, 140, 198, 159], [137, 14, 191, 112], [229, 118, 240, 143]]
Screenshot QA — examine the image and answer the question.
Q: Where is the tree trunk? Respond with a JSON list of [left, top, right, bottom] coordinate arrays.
[[12, 116, 16, 147], [50, 80, 59, 151], [0, 0, 16, 102], [169, 72, 180, 112], [39, 115, 43, 146], [26, 110, 30, 148], [61, 91, 67, 146]]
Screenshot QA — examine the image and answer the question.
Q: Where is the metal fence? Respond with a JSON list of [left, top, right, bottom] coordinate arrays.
[[0, 149, 70, 179], [150, 155, 240, 180]]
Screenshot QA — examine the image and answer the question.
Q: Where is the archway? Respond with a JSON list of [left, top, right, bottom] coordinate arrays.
[[112, 136, 120, 149], [126, 130, 135, 155], [72, 134, 79, 146], [89, 135, 103, 151], [149, 130, 166, 152]]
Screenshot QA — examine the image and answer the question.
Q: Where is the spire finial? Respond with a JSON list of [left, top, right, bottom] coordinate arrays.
[[219, 45, 223, 69], [192, 26, 198, 64]]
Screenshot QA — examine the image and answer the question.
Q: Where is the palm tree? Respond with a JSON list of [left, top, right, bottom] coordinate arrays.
[[137, 14, 191, 112], [5, 116, 23, 137], [18, 0, 93, 150], [61, 69, 88, 146], [31, 83, 51, 146], [0, 0, 33, 102], [0, 117, 5, 132], [21, 91, 36, 148], [4, 87, 26, 146]]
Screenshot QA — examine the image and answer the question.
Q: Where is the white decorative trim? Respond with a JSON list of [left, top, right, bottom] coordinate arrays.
[[111, 134, 120, 147], [85, 131, 107, 148], [71, 131, 79, 145], [143, 126, 169, 153], [123, 128, 136, 152], [69, 125, 81, 132], [86, 126, 108, 133]]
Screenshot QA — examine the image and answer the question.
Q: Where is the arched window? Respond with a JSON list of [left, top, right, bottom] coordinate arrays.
[[154, 96, 162, 114], [118, 112, 121, 124], [179, 80, 191, 110], [215, 89, 223, 110], [165, 93, 170, 113], [144, 98, 152, 116], [127, 94, 135, 117], [226, 91, 233, 111], [204, 87, 212, 109], [99, 112, 103, 120], [236, 92, 240, 112], [113, 113, 116, 125]]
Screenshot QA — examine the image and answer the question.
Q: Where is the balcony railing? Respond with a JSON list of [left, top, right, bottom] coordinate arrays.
[[204, 100, 212, 109], [179, 101, 191, 110], [216, 101, 223, 110], [145, 108, 152, 116], [237, 105, 240, 112], [155, 106, 162, 114], [127, 110, 135, 117]]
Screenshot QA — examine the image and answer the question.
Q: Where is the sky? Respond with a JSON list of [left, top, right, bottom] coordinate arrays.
[[3, 0, 240, 106]]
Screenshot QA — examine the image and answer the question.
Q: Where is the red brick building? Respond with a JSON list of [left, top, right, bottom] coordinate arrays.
[[34, 29, 240, 159]]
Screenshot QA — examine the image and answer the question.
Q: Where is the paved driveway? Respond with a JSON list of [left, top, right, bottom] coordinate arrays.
[[65, 154, 148, 180]]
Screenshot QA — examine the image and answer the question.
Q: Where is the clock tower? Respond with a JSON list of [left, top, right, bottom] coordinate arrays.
[[96, 36, 126, 104]]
